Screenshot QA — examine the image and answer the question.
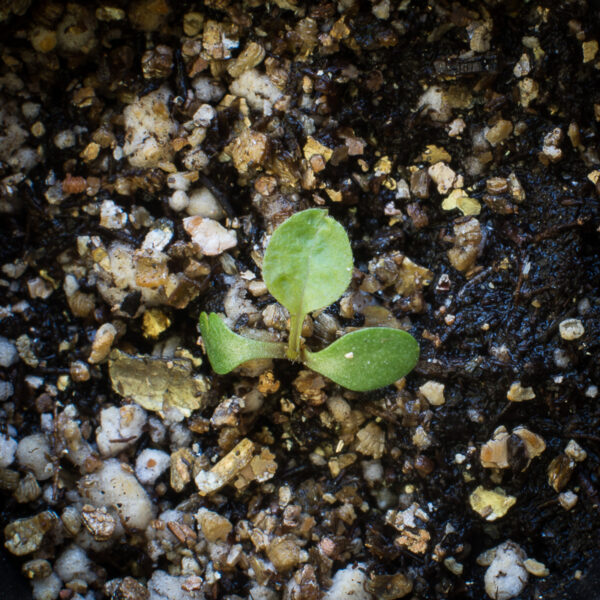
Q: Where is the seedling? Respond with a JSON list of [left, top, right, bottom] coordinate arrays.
[[199, 209, 419, 391]]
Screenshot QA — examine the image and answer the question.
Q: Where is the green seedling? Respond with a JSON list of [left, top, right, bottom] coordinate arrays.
[[199, 209, 419, 391]]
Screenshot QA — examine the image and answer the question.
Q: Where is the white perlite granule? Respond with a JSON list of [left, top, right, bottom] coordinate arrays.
[[323, 564, 370, 600], [484, 541, 528, 600]]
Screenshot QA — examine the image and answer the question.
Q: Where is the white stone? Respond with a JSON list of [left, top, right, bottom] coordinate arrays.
[[32, 573, 62, 600], [183, 216, 236, 256], [558, 490, 578, 510], [542, 144, 562, 162], [323, 564, 370, 600], [419, 381, 445, 406], [25, 375, 44, 389], [123, 87, 177, 168], [0, 336, 18, 367], [186, 188, 225, 219], [192, 104, 216, 127], [565, 439, 587, 462], [578, 298, 591, 315], [361, 460, 383, 484], [0, 433, 17, 467], [100, 199, 128, 229], [412, 425, 432, 449], [417, 86, 452, 122], [192, 76, 225, 103], [469, 20, 492, 52], [484, 541, 528, 600], [327, 396, 351, 423], [395, 178, 411, 200], [147, 570, 204, 600], [428, 162, 456, 194], [585, 385, 598, 398], [448, 118, 466, 137], [141, 226, 173, 253], [148, 416, 167, 444], [182, 147, 209, 170], [135, 448, 170, 485], [22, 101, 41, 120], [53, 129, 76, 149], [372, 0, 390, 19], [79, 458, 156, 530], [559, 318, 584, 340], [553, 348, 570, 369], [96, 405, 147, 457], [167, 172, 192, 191], [0, 380, 14, 401], [523, 558, 549, 577], [0, 108, 28, 168], [55, 544, 95, 584], [169, 422, 192, 448], [507, 381, 536, 402], [169, 190, 189, 212], [16, 433, 54, 480], [247, 585, 278, 600], [513, 53, 531, 78], [230, 69, 283, 115]]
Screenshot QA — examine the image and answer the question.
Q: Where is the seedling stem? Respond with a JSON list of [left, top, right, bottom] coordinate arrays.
[[287, 313, 304, 360]]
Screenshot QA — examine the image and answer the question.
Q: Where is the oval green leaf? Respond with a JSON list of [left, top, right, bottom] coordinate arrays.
[[199, 312, 286, 374], [262, 209, 353, 316], [303, 328, 419, 392]]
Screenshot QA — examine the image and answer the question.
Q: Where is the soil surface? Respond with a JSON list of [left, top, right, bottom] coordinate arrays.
[[0, 1, 599, 599]]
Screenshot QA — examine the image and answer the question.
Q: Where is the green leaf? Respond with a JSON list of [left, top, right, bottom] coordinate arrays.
[[262, 209, 353, 317], [199, 312, 286, 374], [303, 328, 420, 392]]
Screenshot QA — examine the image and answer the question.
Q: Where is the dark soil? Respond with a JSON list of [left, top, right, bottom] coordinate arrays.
[[1, 1, 599, 599]]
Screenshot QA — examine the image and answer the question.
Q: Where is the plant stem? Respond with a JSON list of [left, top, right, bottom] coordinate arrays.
[[287, 313, 304, 360]]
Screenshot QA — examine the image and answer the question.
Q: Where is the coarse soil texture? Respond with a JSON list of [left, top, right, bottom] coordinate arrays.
[[0, 1, 599, 600]]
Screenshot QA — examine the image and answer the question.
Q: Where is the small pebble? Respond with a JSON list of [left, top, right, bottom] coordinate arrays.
[[31, 573, 61, 600], [0, 380, 14, 401], [55, 545, 95, 584], [96, 405, 147, 457], [192, 104, 216, 127], [169, 190, 190, 212], [523, 558, 549, 577], [565, 439, 587, 462], [484, 541, 528, 600], [507, 381, 536, 402], [53, 129, 76, 149], [183, 216, 236, 256], [0, 336, 18, 367], [186, 187, 224, 219], [558, 490, 578, 510], [485, 120, 513, 146], [135, 448, 170, 485], [88, 323, 117, 364], [100, 200, 128, 230], [79, 459, 155, 530], [419, 381, 445, 406], [16, 434, 54, 480], [553, 348, 570, 369], [0, 434, 18, 467], [412, 426, 432, 449], [323, 564, 370, 600], [559, 318, 584, 340], [585, 385, 598, 398]]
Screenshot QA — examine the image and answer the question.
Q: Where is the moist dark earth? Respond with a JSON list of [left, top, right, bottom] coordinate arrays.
[[0, 1, 599, 599]]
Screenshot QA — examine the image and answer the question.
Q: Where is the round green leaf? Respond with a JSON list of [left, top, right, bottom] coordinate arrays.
[[303, 328, 419, 392], [262, 209, 353, 316], [199, 312, 286, 374]]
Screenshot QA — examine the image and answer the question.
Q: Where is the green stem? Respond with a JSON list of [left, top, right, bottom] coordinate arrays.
[[287, 313, 304, 360]]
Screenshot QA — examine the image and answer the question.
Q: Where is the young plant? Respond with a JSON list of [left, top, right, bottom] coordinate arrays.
[[199, 209, 419, 391]]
